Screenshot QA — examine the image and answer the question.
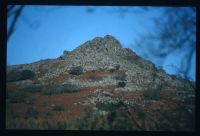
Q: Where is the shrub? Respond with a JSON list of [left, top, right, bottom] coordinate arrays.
[[96, 101, 126, 111], [143, 89, 160, 100], [88, 76, 97, 81], [9, 91, 27, 103], [24, 97, 34, 105], [124, 56, 140, 63], [113, 64, 120, 71], [57, 121, 67, 129], [69, 66, 83, 75], [108, 64, 120, 72], [25, 106, 38, 119], [106, 109, 143, 131], [6, 118, 68, 129], [109, 114, 137, 130], [6, 89, 12, 99], [20, 70, 35, 80], [76, 106, 139, 130], [76, 107, 107, 130], [7, 90, 34, 104], [51, 104, 64, 111], [20, 84, 42, 93], [117, 82, 126, 88], [143, 85, 162, 100], [7, 69, 35, 82], [43, 84, 80, 96], [112, 71, 127, 81], [7, 70, 21, 82]]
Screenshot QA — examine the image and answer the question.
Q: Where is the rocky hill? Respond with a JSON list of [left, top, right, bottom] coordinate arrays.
[[6, 35, 195, 131]]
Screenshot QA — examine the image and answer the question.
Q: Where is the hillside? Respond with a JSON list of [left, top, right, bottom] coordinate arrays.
[[6, 35, 195, 131]]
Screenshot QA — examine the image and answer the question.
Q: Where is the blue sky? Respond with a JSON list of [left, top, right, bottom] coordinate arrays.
[[7, 6, 196, 81]]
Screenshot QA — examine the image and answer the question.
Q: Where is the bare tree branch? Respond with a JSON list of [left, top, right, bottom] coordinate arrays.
[[7, 6, 24, 41], [135, 7, 196, 80], [7, 5, 15, 13]]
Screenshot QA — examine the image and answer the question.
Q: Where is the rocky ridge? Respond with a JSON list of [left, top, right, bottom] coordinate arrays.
[[7, 35, 194, 92], [6, 35, 195, 130]]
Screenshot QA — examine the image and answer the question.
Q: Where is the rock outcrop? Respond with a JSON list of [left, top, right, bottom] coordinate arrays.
[[7, 35, 194, 92], [6, 35, 195, 131]]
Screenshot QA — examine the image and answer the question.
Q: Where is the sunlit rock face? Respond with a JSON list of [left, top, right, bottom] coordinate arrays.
[[6, 35, 195, 131]]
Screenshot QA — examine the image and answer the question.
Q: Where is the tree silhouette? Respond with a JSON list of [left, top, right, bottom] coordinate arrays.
[[135, 7, 196, 80], [7, 5, 24, 41], [7, 5, 65, 42]]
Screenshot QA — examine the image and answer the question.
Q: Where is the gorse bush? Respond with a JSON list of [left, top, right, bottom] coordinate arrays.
[[8, 91, 27, 103], [6, 106, 192, 130], [117, 81, 126, 88], [6, 89, 12, 99], [69, 66, 83, 75], [124, 56, 140, 64], [75, 107, 140, 130], [112, 71, 127, 81], [6, 104, 194, 131], [7, 90, 34, 104], [43, 84, 81, 96], [107, 111, 139, 130], [143, 85, 162, 100], [25, 106, 38, 119], [75, 107, 109, 130], [96, 101, 126, 111], [20, 84, 42, 93], [6, 118, 68, 130], [20, 70, 35, 80], [7, 69, 35, 82], [51, 104, 64, 111], [143, 89, 161, 100], [7, 70, 21, 82]]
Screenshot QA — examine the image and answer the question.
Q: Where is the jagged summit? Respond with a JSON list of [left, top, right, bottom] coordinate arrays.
[[57, 35, 149, 75], [60, 35, 123, 59], [74, 35, 122, 53]]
